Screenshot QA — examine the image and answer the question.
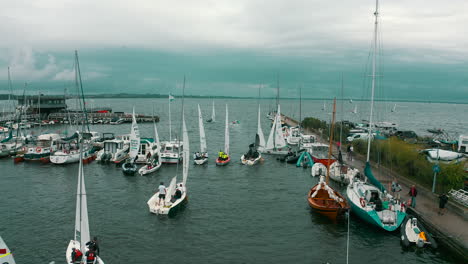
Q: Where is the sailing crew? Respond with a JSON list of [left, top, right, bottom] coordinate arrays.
[[158, 182, 166, 206], [172, 188, 182, 202], [71, 248, 83, 263], [218, 150, 223, 158], [86, 237, 100, 255]]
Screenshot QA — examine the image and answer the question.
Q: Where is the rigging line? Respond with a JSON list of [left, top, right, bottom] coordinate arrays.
[[75, 51, 90, 132], [175, 76, 186, 178], [346, 211, 350, 264]]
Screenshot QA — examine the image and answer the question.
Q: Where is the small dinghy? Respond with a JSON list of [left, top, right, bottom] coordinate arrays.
[[122, 108, 140, 175], [329, 162, 360, 185], [139, 120, 162, 175], [206, 101, 215, 123], [401, 216, 437, 249], [148, 108, 190, 216], [241, 143, 261, 165], [0, 235, 16, 264], [424, 149, 465, 163], [194, 104, 208, 165], [296, 151, 313, 168], [216, 104, 231, 166], [311, 162, 327, 177]]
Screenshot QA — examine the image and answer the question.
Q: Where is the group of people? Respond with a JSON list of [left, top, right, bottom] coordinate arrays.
[[157, 181, 184, 206], [194, 152, 208, 160], [243, 144, 259, 160], [218, 151, 229, 161], [70, 237, 100, 264]]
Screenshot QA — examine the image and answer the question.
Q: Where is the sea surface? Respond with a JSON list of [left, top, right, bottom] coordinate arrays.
[[0, 98, 466, 263]]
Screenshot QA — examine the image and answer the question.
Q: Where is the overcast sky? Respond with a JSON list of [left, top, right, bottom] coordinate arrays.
[[0, 0, 467, 101]]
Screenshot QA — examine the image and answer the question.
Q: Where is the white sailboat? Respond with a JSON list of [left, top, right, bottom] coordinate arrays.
[[207, 101, 215, 122], [241, 104, 263, 165], [0, 235, 16, 264], [147, 112, 189, 215], [122, 108, 140, 175], [194, 104, 208, 165], [351, 105, 358, 114], [66, 133, 104, 264], [216, 104, 231, 165], [261, 105, 288, 155], [346, 0, 406, 232], [161, 95, 183, 164], [139, 120, 162, 175]]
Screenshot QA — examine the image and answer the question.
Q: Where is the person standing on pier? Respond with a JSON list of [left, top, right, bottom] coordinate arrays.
[[408, 185, 418, 208], [438, 193, 449, 215], [391, 178, 402, 201]]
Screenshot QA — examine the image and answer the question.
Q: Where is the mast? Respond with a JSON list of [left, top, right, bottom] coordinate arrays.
[[326, 98, 337, 184], [75, 51, 90, 132], [169, 95, 172, 141], [299, 85, 302, 133], [366, 0, 379, 162], [340, 74, 344, 151]]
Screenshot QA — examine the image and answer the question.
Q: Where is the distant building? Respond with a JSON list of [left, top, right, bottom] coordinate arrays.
[[18, 95, 67, 118]]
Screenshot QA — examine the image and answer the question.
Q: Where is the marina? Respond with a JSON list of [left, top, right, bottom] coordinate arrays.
[[1, 0, 467, 263]]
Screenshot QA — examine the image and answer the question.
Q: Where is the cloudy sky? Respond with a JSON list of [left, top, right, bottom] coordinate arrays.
[[0, 0, 467, 102]]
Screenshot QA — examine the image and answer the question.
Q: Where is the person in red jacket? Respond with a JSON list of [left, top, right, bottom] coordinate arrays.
[[85, 250, 97, 264], [71, 248, 83, 263], [409, 185, 418, 208]]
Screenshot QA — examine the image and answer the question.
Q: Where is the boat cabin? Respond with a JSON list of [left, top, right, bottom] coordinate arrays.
[[103, 139, 125, 154], [458, 135, 468, 153]]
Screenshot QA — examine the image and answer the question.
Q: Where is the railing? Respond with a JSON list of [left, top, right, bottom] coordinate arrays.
[[449, 189, 468, 207]]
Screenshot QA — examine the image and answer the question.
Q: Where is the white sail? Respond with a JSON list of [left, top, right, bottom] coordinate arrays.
[[211, 101, 215, 122], [265, 111, 277, 150], [197, 104, 207, 153], [74, 137, 90, 251], [257, 104, 266, 148], [224, 104, 229, 155], [129, 107, 140, 160], [153, 120, 160, 150], [274, 105, 286, 148], [182, 114, 190, 185], [165, 176, 177, 204]]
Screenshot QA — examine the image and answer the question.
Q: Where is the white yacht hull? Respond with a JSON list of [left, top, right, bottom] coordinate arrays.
[[138, 162, 162, 175]]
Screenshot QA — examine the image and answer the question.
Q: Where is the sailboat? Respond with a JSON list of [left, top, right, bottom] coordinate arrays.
[[194, 104, 208, 165], [241, 104, 264, 165], [122, 108, 140, 175], [139, 118, 162, 175], [216, 104, 231, 165], [0, 235, 16, 264], [66, 133, 104, 264], [346, 0, 406, 231], [391, 103, 397, 112], [147, 107, 189, 216], [206, 101, 215, 122], [261, 104, 288, 155], [161, 95, 183, 164], [351, 105, 357, 114], [51, 52, 96, 165], [308, 98, 349, 219]]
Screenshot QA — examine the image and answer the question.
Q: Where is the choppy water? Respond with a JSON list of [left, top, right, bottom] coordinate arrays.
[[1, 98, 466, 263]]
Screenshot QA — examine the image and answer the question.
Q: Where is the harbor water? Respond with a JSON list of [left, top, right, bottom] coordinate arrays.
[[0, 98, 466, 263]]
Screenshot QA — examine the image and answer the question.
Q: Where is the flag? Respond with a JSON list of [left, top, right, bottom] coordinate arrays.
[[168, 94, 175, 102]]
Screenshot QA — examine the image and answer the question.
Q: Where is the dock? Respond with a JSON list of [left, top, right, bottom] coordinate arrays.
[[282, 114, 468, 260]]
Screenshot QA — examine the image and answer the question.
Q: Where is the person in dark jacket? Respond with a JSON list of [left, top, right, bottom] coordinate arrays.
[[86, 237, 100, 256], [438, 193, 449, 215], [71, 248, 83, 263], [408, 185, 417, 208]]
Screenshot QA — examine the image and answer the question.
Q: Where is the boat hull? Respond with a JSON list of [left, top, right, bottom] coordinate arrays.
[[308, 185, 349, 219], [216, 156, 231, 166], [194, 158, 208, 165], [147, 191, 188, 216], [240, 154, 261, 165], [122, 162, 138, 175], [138, 162, 162, 176]]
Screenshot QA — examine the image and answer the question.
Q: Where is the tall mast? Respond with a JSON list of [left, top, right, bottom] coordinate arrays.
[[299, 85, 302, 132], [75, 51, 89, 132], [276, 73, 280, 107], [326, 98, 337, 184], [340, 74, 344, 151], [366, 0, 379, 162], [169, 96, 172, 141]]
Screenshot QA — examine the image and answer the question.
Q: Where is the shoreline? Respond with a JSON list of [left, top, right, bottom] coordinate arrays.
[[282, 114, 468, 260]]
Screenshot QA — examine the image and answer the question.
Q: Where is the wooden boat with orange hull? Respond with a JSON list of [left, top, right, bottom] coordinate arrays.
[[307, 179, 349, 219], [307, 98, 348, 219]]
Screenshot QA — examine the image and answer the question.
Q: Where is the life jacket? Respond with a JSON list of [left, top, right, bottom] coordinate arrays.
[[87, 251, 96, 260]]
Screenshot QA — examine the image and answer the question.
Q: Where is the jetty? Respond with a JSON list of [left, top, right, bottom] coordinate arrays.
[[282, 114, 468, 260]]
